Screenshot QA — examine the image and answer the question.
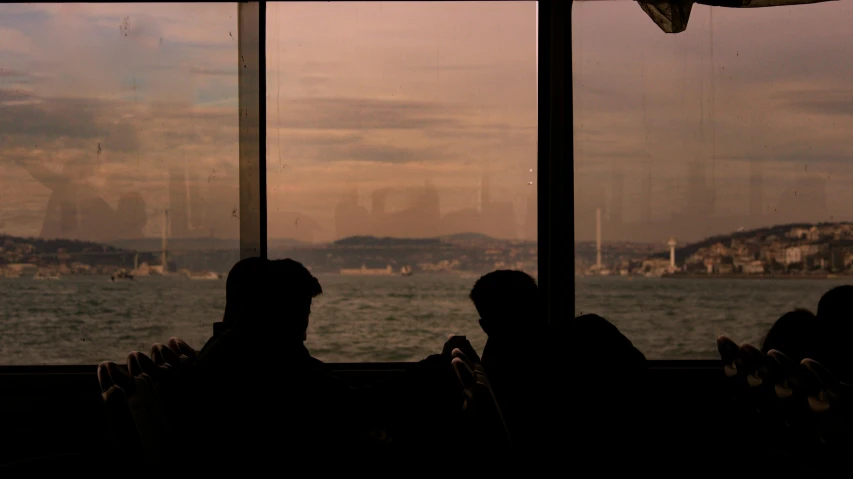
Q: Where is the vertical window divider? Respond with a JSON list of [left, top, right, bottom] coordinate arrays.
[[538, 1, 573, 325], [238, 1, 267, 260]]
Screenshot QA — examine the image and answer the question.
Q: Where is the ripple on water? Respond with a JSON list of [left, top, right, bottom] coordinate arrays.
[[4, 275, 847, 364]]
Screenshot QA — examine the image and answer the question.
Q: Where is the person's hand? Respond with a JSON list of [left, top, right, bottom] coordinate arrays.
[[442, 334, 480, 364]]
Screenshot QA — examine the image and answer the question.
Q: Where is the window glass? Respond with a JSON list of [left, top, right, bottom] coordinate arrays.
[[266, 2, 538, 362], [0, 4, 240, 364], [573, 0, 853, 358]]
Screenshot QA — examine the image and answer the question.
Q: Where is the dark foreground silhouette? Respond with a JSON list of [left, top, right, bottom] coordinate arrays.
[[63, 258, 853, 470], [180, 258, 365, 461]]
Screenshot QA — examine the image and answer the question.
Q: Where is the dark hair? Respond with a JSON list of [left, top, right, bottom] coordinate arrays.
[[470, 270, 541, 335], [815, 286, 853, 380], [761, 309, 819, 363], [267, 258, 322, 337], [224, 258, 323, 338], [223, 257, 270, 326], [817, 285, 853, 324], [269, 258, 322, 304]]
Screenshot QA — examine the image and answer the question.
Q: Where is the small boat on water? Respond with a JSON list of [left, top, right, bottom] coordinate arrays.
[[340, 265, 394, 276], [110, 270, 134, 282], [34, 272, 60, 280], [400, 265, 413, 277], [186, 271, 223, 280]]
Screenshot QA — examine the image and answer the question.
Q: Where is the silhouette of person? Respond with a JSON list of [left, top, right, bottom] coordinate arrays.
[[543, 314, 648, 468], [761, 309, 820, 364], [816, 285, 853, 381], [196, 256, 268, 357], [183, 257, 364, 462], [466, 270, 544, 448]]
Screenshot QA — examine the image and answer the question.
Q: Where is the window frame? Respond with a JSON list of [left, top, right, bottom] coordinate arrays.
[[239, 0, 266, 260]]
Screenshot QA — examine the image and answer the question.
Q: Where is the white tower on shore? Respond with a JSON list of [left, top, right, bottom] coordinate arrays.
[[596, 208, 602, 269], [668, 236, 677, 269]]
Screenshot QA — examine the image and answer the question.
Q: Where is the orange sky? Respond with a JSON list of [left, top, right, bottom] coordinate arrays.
[[265, 2, 537, 241], [1, 1, 850, 245], [0, 2, 537, 244]]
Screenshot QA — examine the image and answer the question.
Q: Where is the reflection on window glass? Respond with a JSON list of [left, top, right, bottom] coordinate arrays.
[[0, 4, 239, 364], [266, 2, 538, 362], [573, 1, 852, 359]]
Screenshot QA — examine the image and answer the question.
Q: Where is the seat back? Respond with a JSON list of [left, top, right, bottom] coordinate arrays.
[[717, 335, 740, 378], [97, 361, 144, 461], [151, 343, 181, 369], [123, 351, 169, 463], [717, 336, 755, 426], [765, 350, 827, 472], [802, 359, 845, 414], [167, 337, 197, 368], [800, 358, 853, 472], [96, 340, 200, 465], [450, 348, 512, 451], [739, 343, 769, 389], [767, 349, 798, 399]]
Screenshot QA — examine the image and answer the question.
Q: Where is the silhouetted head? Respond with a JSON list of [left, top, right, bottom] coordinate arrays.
[[816, 285, 853, 380], [817, 285, 853, 325], [224, 258, 323, 342], [223, 257, 270, 327], [761, 309, 819, 363], [470, 270, 542, 338], [268, 258, 323, 341]]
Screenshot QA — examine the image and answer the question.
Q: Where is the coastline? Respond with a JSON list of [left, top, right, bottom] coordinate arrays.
[[661, 274, 848, 280]]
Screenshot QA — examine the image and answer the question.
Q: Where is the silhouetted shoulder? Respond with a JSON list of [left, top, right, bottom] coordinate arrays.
[[551, 314, 647, 371]]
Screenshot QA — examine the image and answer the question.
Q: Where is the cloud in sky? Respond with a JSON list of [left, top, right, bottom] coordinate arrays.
[[9, 2, 848, 245], [265, 2, 538, 241], [0, 4, 239, 240], [1, 2, 538, 243]]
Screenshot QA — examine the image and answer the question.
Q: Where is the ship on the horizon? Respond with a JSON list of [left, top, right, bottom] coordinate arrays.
[[34, 271, 60, 280], [110, 269, 134, 282], [184, 270, 222, 280], [129, 254, 150, 277], [339, 264, 394, 276], [400, 265, 413, 277]]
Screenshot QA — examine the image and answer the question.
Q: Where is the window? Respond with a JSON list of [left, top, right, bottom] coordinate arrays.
[[572, 0, 852, 359], [266, 2, 538, 362], [0, 4, 243, 364]]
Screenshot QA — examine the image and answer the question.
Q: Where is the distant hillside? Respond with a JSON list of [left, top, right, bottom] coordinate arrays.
[[1, 234, 127, 254], [268, 237, 312, 249], [650, 222, 852, 261], [574, 241, 666, 265], [108, 237, 239, 252], [9, 232, 506, 253], [330, 233, 519, 247], [333, 235, 442, 247], [440, 233, 496, 242]]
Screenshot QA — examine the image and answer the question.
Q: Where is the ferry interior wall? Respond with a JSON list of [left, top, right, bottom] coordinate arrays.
[[0, 0, 824, 470]]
